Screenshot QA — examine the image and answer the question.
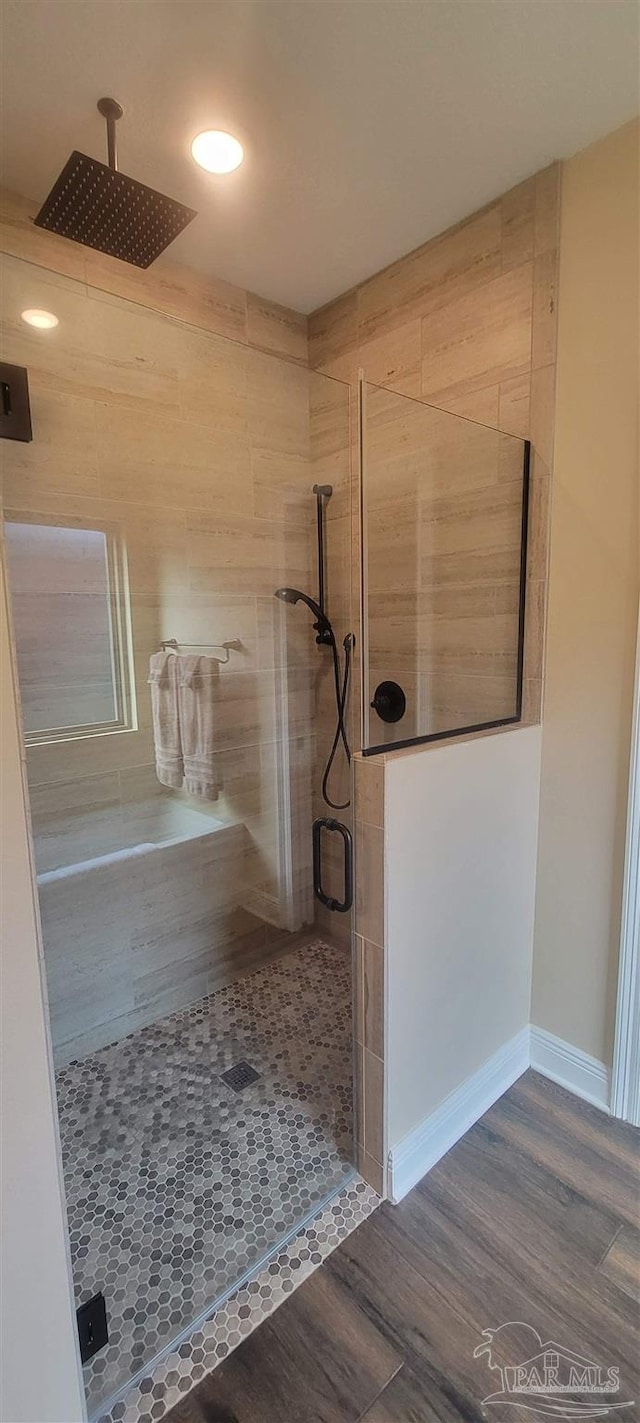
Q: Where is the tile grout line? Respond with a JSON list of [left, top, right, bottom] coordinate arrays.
[[354, 1360, 406, 1423], [596, 1221, 624, 1271]]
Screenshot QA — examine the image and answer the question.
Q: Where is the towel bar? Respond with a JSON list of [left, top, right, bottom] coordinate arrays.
[[159, 638, 242, 664]]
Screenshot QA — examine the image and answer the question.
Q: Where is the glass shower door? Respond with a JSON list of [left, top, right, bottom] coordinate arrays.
[[1, 250, 354, 1417]]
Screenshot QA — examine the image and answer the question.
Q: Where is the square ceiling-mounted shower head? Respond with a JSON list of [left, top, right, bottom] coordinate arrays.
[[34, 98, 197, 269]]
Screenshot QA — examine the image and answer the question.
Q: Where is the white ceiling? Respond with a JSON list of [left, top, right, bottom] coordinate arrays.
[[1, 0, 638, 312]]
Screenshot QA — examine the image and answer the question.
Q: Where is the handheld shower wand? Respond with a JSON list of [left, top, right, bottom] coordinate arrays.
[[274, 487, 353, 810], [274, 587, 332, 646]]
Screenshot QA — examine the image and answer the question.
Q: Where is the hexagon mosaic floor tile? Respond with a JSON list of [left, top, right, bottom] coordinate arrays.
[[98, 1176, 380, 1423], [56, 939, 354, 1418]]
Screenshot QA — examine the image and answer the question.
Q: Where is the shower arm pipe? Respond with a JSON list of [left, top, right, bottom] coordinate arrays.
[[97, 97, 124, 172], [313, 483, 332, 623]]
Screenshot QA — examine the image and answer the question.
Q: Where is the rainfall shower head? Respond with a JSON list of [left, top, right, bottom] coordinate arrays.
[[34, 99, 197, 269]]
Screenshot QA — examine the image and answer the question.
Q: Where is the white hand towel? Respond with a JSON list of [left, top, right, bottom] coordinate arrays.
[[177, 655, 222, 801], [148, 651, 183, 789]]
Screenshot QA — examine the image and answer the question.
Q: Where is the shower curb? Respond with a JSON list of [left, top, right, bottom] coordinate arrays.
[[96, 1175, 380, 1423]]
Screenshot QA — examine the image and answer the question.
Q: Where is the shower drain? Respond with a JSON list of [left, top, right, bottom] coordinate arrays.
[[220, 1061, 261, 1092]]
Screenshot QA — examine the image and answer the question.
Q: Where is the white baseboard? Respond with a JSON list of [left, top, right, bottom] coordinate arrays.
[[388, 1026, 530, 1203], [530, 1025, 610, 1112], [388, 1024, 611, 1205]]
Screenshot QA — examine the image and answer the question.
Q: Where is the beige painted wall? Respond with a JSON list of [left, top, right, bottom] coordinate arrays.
[[0, 558, 86, 1423], [532, 119, 640, 1066]]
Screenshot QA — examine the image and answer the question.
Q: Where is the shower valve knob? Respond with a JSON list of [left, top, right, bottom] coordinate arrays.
[[371, 680, 406, 723]]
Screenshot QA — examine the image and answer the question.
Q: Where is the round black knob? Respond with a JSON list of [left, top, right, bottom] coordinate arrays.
[[370, 680, 406, 723]]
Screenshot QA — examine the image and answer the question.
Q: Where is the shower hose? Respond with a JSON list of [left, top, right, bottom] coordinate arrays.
[[322, 631, 354, 811]]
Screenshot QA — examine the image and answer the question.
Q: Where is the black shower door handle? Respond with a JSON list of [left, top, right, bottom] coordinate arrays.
[[312, 818, 353, 914]]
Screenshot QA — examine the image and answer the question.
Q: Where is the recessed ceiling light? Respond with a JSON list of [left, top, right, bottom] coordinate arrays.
[[190, 130, 244, 174], [21, 308, 59, 329]]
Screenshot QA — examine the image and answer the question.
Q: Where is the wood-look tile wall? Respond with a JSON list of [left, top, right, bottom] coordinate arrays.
[[364, 386, 526, 743], [353, 755, 386, 1195], [310, 165, 561, 1195], [0, 188, 308, 366], [0, 236, 331, 1058], [309, 371, 354, 949], [309, 164, 560, 733]]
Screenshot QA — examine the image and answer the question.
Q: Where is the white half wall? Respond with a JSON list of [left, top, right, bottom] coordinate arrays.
[[389, 1026, 531, 1202], [0, 555, 86, 1423], [385, 725, 542, 1151]]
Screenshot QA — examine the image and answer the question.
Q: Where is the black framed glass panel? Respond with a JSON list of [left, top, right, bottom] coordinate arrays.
[[361, 381, 530, 754]]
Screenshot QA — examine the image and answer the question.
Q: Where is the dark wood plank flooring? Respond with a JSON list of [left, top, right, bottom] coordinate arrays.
[[167, 1071, 640, 1423]]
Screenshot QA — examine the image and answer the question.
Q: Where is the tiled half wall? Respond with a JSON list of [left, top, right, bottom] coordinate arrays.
[[310, 164, 561, 1194], [353, 756, 386, 1195]]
